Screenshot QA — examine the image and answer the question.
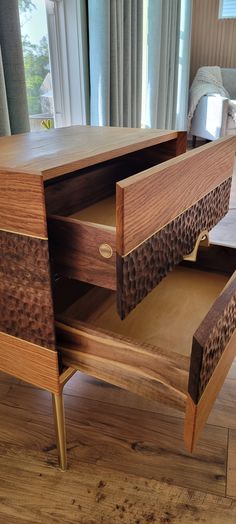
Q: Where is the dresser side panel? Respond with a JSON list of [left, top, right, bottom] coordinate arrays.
[[0, 170, 47, 238], [0, 230, 56, 349]]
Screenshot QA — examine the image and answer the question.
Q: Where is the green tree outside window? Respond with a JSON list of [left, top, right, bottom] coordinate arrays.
[[19, 0, 50, 116]]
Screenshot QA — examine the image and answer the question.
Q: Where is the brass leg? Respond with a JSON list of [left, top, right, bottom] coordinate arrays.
[[52, 392, 67, 471]]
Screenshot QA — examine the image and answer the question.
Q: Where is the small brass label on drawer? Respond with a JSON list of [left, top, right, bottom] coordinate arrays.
[[99, 243, 113, 259]]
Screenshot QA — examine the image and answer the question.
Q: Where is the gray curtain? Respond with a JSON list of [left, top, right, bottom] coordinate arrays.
[[145, 0, 192, 130], [88, 0, 143, 127], [0, 0, 29, 135]]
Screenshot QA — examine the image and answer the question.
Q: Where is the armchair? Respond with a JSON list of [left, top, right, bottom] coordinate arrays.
[[191, 68, 236, 145]]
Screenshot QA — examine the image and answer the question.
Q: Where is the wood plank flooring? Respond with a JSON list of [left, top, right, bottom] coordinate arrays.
[[0, 365, 236, 523]]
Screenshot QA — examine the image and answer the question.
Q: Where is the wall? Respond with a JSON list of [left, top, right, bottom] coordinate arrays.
[[190, 0, 236, 82]]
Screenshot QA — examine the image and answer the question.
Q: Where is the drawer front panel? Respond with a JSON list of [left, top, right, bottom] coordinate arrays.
[[185, 270, 236, 452], [189, 270, 236, 404], [48, 217, 116, 290], [117, 178, 232, 318], [116, 136, 235, 255]]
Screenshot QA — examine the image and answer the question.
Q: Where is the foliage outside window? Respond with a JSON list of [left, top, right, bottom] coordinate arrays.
[[18, 0, 54, 130]]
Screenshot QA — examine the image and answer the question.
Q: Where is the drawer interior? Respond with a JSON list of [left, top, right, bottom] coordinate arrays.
[[47, 137, 234, 318], [45, 139, 179, 218], [46, 141, 185, 291], [55, 257, 236, 453], [57, 266, 228, 358], [70, 195, 116, 227]]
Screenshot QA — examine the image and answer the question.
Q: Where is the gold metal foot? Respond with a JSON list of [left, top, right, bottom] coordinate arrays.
[[52, 392, 67, 471]]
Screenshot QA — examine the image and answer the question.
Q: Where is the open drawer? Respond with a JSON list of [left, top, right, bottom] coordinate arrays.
[[48, 136, 235, 319], [55, 250, 236, 452]]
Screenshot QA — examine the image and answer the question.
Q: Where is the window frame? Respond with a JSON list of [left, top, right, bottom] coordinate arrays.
[[45, 0, 89, 128], [218, 0, 236, 19]]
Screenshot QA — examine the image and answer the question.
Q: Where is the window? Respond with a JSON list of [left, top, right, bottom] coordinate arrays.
[[219, 0, 236, 19], [45, 0, 89, 128], [18, 0, 55, 130]]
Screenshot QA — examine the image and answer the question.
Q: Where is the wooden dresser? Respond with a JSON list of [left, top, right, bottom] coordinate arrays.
[[0, 125, 235, 469]]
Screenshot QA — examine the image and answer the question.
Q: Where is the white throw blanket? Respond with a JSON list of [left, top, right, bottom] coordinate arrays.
[[228, 100, 236, 124], [188, 66, 230, 130]]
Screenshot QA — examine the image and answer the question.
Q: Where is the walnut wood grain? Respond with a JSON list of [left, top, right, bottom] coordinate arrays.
[[128, 131, 187, 168], [45, 134, 187, 217], [0, 331, 60, 393], [0, 126, 179, 180], [188, 270, 236, 404], [184, 330, 236, 453], [112, 132, 187, 173], [0, 170, 47, 238], [45, 158, 132, 217], [0, 230, 56, 349], [116, 136, 235, 255], [117, 178, 232, 318], [56, 319, 188, 412], [48, 216, 116, 290]]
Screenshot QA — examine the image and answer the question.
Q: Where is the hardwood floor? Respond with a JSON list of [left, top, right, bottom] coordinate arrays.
[[1, 365, 236, 523], [0, 159, 236, 523]]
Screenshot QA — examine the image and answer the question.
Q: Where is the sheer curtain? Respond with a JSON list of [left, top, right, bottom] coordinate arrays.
[[0, 0, 29, 136], [144, 0, 192, 130], [46, 0, 192, 131], [88, 0, 143, 127], [88, 0, 192, 130]]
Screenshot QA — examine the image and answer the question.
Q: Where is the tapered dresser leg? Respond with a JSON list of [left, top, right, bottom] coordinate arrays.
[[52, 392, 67, 470]]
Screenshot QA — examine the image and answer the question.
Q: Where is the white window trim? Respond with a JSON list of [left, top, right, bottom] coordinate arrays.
[[45, 0, 89, 127], [218, 0, 236, 19]]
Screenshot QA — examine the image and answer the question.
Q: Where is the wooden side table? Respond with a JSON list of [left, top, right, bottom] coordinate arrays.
[[0, 126, 235, 468]]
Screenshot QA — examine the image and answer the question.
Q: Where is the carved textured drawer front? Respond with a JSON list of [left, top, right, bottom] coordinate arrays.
[[117, 178, 231, 318], [47, 136, 235, 319]]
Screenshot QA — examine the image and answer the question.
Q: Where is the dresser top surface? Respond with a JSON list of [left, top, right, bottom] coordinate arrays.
[[0, 125, 178, 181]]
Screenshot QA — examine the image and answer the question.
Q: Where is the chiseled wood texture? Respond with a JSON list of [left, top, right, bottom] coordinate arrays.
[[0, 332, 60, 393], [117, 178, 231, 318], [189, 271, 236, 404], [0, 170, 47, 238], [0, 230, 56, 349], [0, 125, 179, 181], [48, 216, 116, 290], [185, 330, 236, 453], [116, 136, 235, 256], [56, 319, 189, 412]]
